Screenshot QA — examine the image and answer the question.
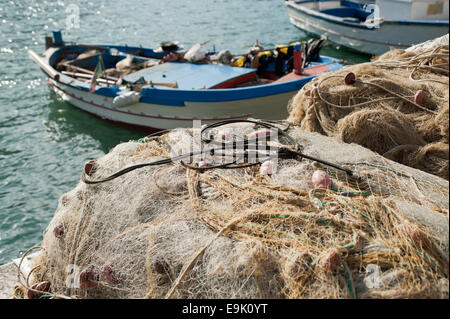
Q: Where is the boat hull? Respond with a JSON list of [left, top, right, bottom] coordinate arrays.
[[286, 1, 449, 55], [49, 78, 296, 131]]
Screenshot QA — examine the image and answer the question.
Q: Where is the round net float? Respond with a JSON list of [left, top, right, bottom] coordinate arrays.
[[27, 281, 51, 299], [79, 266, 100, 288], [414, 90, 426, 105], [101, 264, 118, 283], [312, 170, 331, 189], [27, 283, 39, 299], [395, 223, 424, 248], [319, 250, 341, 273], [36, 280, 51, 292], [344, 72, 356, 85], [53, 224, 65, 239], [84, 160, 97, 176], [198, 160, 210, 168], [260, 160, 277, 176]]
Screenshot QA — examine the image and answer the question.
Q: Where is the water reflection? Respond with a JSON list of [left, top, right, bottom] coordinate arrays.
[[43, 90, 142, 153], [293, 36, 371, 64]]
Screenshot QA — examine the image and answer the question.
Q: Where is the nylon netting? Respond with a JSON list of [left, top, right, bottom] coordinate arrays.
[[287, 35, 449, 180], [21, 120, 449, 299]]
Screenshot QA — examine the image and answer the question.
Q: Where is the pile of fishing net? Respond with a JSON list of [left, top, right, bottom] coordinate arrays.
[[19, 121, 448, 299], [288, 34, 449, 180]]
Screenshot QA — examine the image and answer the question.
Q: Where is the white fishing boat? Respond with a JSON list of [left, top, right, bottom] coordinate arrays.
[[285, 0, 449, 55], [29, 32, 343, 132]]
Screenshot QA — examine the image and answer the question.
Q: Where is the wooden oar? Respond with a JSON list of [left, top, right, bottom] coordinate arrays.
[[61, 71, 117, 84], [62, 71, 177, 88], [61, 63, 121, 82], [64, 53, 102, 66], [77, 44, 161, 64], [148, 81, 178, 88], [62, 62, 94, 75]]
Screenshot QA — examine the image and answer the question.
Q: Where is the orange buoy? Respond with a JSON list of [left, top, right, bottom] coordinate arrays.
[[344, 72, 356, 85], [27, 283, 39, 299], [84, 160, 97, 176], [312, 170, 331, 189], [319, 250, 341, 273], [198, 160, 210, 168], [101, 264, 118, 283], [80, 266, 100, 288], [414, 90, 426, 105], [260, 160, 277, 176], [53, 224, 65, 239], [27, 281, 51, 299]]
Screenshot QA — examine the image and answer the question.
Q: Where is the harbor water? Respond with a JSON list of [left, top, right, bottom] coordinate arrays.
[[0, 0, 369, 265]]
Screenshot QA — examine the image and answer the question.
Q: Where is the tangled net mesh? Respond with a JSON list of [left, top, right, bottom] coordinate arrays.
[[23, 120, 449, 299], [287, 35, 449, 180]]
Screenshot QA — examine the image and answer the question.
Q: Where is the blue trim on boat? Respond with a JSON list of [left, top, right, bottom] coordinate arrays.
[[94, 86, 121, 97], [43, 43, 342, 106], [140, 74, 308, 103], [383, 20, 448, 26]]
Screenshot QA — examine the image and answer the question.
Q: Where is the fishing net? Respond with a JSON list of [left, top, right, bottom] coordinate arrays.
[[21, 121, 448, 299], [287, 35, 449, 180]]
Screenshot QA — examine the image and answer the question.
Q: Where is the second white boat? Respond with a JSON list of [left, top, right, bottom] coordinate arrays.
[[285, 0, 449, 55]]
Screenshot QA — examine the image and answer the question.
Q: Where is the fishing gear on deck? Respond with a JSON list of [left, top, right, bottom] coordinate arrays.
[[303, 38, 326, 67], [81, 119, 353, 185]]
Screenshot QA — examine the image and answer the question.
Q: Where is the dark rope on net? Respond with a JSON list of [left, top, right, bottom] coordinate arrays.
[[82, 119, 353, 184]]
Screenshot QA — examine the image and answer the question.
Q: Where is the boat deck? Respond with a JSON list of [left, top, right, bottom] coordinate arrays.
[[123, 62, 257, 90], [273, 63, 331, 83]]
